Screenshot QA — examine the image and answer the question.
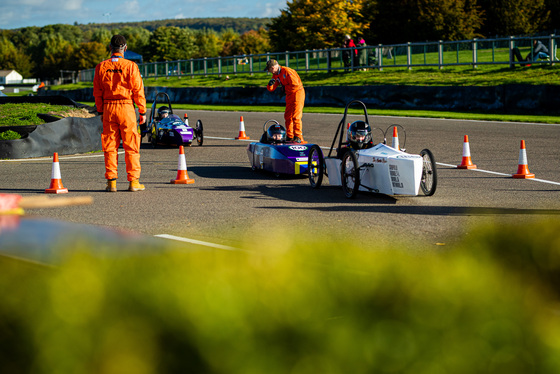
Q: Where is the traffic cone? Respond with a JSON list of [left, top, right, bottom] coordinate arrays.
[[512, 140, 535, 179], [183, 113, 189, 126], [235, 116, 250, 140], [457, 135, 477, 169], [45, 153, 68, 194], [391, 126, 400, 150], [170, 146, 195, 184]]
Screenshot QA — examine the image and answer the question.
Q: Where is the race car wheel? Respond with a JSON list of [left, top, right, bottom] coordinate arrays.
[[420, 148, 437, 196], [196, 120, 204, 146], [341, 150, 360, 199], [308, 145, 324, 189]]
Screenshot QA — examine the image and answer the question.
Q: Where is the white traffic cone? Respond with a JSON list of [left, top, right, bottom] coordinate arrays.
[[170, 146, 195, 184], [512, 140, 535, 179], [457, 135, 477, 169], [391, 126, 400, 150], [45, 152, 68, 194], [235, 116, 250, 140]]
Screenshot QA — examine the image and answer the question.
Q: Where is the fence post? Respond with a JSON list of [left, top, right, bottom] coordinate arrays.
[[509, 36, 515, 69], [549, 34, 556, 66], [218, 58, 222, 78], [233, 56, 237, 75], [438, 40, 443, 69], [377, 44, 383, 71], [191, 60, 194, 79], [305, 50, 310, 72], [285, 52, 289, 67], [407, 42, 411, 70], [472, 38, 478, 69], [249, 56, 254, 76], [327, 49, 331, 73]]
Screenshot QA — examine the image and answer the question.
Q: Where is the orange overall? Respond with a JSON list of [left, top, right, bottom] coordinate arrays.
[[93, 52, 146, 181], [267, 65, 305, 140]]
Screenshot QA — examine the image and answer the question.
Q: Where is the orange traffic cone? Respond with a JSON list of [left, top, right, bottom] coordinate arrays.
[[457, 135, 477, 169], [512, 140, 535, 179], [170, 146, 195, 184], [45, 152, 68, 194], [183, 113, 189, 126], [391, 126, 400, 150], [235, 116, 250, 140]]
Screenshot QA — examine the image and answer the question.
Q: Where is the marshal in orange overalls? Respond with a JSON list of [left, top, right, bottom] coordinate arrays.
[[267, 65, 305, 141], [93, 52, 146, 182]]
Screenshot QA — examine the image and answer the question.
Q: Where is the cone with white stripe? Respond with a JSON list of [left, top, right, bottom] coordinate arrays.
[[45, 152, 68, 194], [512, 140, 535, 179], [457, 135, 477, 169], [171, 145, 195, 184], [235, 116, 250, 140], [391, 126, 400, 150]]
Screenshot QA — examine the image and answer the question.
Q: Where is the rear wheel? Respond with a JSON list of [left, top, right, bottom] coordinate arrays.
[[341, 150, 360, 198], [196, 120, 204, 146], [420, 149, 437, 196], [308, 145, 324, 188]]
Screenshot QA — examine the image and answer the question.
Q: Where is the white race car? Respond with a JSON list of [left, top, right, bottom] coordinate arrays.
[[307, 100, 437, 198]]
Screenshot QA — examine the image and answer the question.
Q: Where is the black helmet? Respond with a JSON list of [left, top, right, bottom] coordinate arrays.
[[267, 123, 287, 143], [348, 120, 372, 150], [157, 106, 171, 118]]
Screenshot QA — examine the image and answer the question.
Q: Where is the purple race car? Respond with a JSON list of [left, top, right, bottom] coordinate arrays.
[[247, 120, 315, 176], [141, 92, 203, 147]]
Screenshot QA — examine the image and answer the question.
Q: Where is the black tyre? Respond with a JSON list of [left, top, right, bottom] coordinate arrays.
[[420, 148, 437, 196], [308, 145, 324, 188], [196, 120, 203, 146], [341, 150, 360, 198]]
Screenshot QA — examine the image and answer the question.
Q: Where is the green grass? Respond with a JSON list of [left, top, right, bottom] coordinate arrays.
[[0, 103, 78, 127], [22, 63, 560, 124]]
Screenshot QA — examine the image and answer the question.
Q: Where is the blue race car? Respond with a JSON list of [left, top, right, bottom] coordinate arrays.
[[247, 120, 316, 176], [141, 92, 203, 147]]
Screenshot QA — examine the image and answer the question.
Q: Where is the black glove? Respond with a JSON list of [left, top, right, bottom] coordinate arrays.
[[268, 79, 275, 86]]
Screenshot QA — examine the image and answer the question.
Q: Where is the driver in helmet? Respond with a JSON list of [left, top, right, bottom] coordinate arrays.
[[157, 106, 171, 120], [266, 123, 287, 144], [347, 120, 373, 150]]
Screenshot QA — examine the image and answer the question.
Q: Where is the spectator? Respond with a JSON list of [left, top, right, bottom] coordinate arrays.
[[357, 37, 368, 69], [527, 40, 549, 61], [342, 35, 357, 68]]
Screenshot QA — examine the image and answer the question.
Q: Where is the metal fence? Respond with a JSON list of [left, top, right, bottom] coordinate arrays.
[[79, 35, 558, 82]]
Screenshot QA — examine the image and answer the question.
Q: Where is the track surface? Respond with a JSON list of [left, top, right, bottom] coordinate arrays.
[[2, 110, 560, 250]]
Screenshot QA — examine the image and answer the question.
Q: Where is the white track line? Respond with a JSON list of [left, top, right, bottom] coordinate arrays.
[[0, 151, 122, 162], [437, 162, 560, 186], [154, 234, 239, 251]]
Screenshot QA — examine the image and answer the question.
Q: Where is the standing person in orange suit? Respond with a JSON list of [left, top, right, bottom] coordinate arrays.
[[265, 59, 306, 143], [93, 35, 147, 192]]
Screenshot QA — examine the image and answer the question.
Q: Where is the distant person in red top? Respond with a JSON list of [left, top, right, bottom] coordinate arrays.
[[343, 35, 357, 68], [93, 35, 147, 192], [265, 59, 306, 143]]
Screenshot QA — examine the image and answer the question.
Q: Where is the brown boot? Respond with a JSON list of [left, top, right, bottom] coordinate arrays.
[[128, 179, 145, 192], [106, 179, 117, 192]]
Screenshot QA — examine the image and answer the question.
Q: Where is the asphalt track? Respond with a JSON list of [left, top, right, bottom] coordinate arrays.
[[2, 110, 560, 252]]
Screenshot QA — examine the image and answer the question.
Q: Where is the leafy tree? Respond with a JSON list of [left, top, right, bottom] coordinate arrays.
[[146, 27, 198, 62], [114, 26, 151, 56], [478, 0, 550, 36], [237, 28, 271, 55], [193, 29, 223, 58], [219, 28, 240, 56], [268, 0, 369, 51], [75, 42, 108, 70], [417, 0, 485, 41], [0, 36, 34, 77]]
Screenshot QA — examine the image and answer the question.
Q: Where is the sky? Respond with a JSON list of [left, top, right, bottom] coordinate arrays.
[[0, 0, 287, 30]]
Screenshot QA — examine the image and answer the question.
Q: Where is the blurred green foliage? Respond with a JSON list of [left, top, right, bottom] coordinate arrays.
[[0, 103, 74, 127], [1, 219, 560, 373], [0, 130, 21, 140]]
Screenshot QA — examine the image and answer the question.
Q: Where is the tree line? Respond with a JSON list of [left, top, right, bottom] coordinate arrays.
[[1, 0, 559, 80]]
